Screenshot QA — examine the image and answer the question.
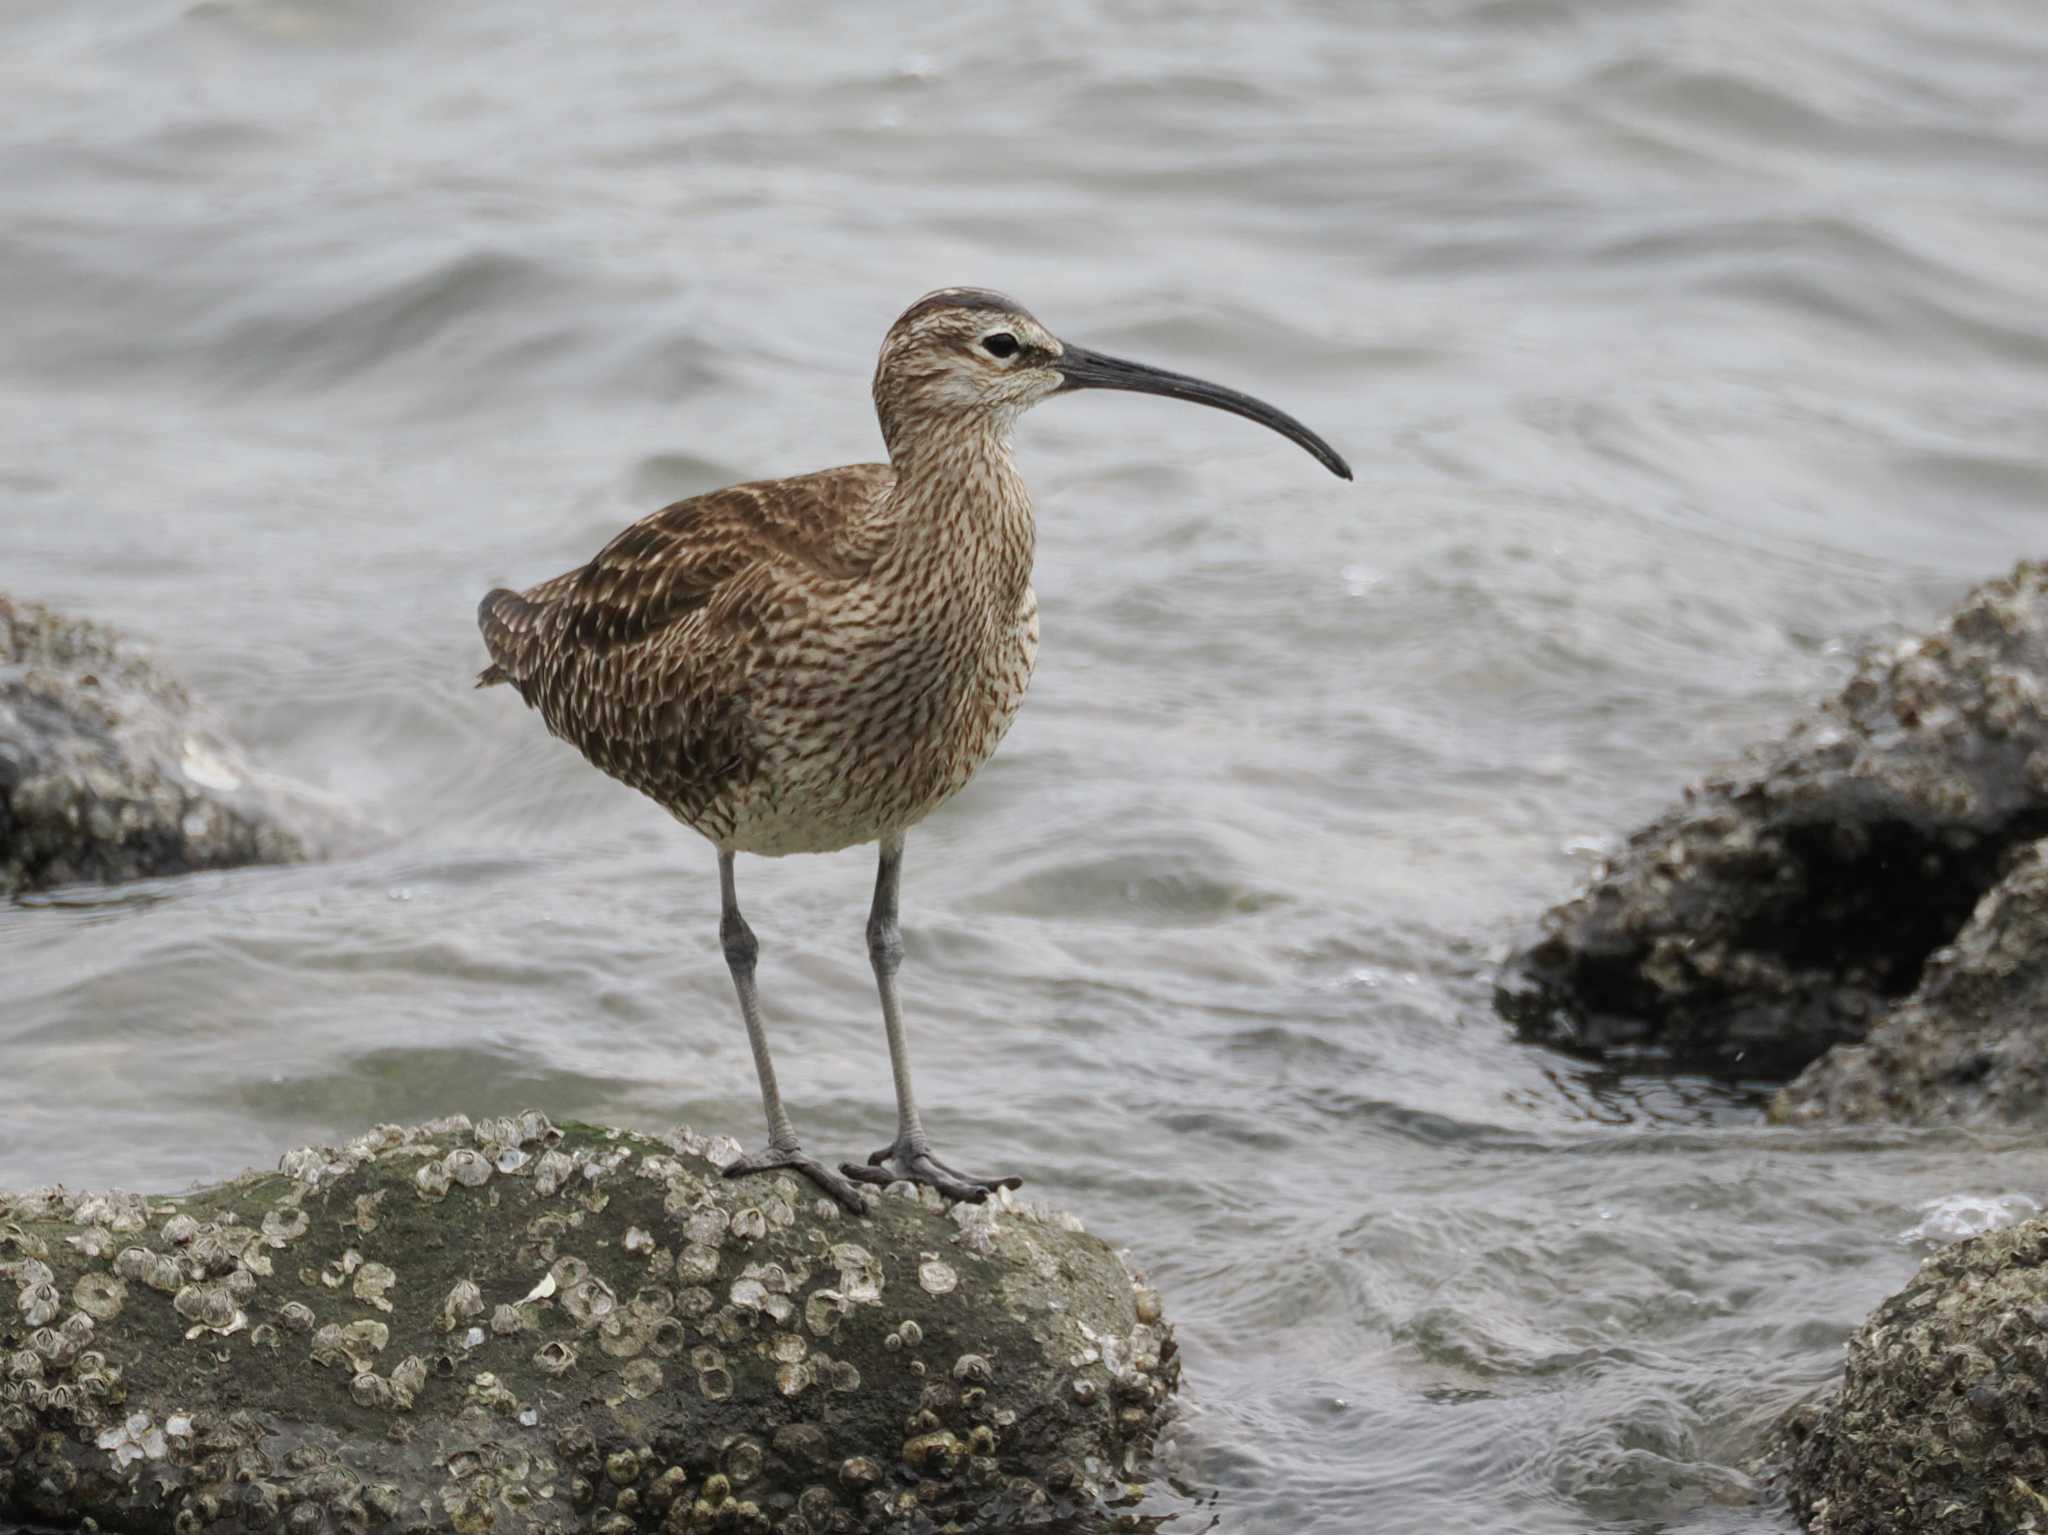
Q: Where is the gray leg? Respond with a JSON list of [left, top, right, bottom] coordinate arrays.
[[716, 849, 867, 1213], [841, 833, 1022, 1203]]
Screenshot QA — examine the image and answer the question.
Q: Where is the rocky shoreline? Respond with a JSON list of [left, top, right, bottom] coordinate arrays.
[[13, 562, 2048, 1534], [1498, 562, 2048, 1128], [1497, 563, 2048, 1533]]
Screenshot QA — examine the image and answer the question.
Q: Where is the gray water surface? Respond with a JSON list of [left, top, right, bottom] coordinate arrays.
[[7, 3, 2048, 1531]]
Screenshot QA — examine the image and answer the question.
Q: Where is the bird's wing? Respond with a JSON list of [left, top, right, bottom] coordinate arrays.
[[474, 462, 896, 828], [476, 463, 894, 687]]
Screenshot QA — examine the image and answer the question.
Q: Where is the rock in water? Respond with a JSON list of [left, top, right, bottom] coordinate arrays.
[[0, 594, 309, 897], [1771, 835, 2048, 1125], [1769, 1214, 2048, 1534], [0, 1119, 1179, 1534], [1497, 562, 2048, 1091]]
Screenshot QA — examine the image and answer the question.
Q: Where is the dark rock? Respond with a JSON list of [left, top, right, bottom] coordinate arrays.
[[0, 594, 310, 897], [1767, 1215, 2048, 1534], [1497, 563, 2048, 1081], [0, 1117, 1178, 1534], [1771, 836, 2048, 1124]]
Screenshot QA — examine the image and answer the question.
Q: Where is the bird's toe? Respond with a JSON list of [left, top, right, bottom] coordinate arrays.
[[841, 1142, 1022, 1204], [724, 1144, 871, 1216]]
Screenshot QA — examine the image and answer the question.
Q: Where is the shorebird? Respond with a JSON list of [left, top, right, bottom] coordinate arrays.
[[478, 288, 1350, 1212]]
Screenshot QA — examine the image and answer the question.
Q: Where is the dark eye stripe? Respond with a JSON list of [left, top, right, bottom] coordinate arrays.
[[981, 332, 1020, 359]]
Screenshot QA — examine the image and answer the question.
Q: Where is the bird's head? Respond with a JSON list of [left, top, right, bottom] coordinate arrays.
[[874, 287, 1351, 480]]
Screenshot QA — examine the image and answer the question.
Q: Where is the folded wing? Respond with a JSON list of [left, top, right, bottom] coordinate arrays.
[[474, 464, 894, 828]]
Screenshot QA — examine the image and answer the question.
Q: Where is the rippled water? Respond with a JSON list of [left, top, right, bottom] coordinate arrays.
[[7, 2, 2048, 1530]]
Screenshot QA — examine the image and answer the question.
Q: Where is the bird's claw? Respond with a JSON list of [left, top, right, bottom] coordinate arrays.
[[724, 1142, 870, 1215], [840, 1140, 1023, 1205]]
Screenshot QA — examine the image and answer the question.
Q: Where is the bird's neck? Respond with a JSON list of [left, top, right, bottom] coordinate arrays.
[[882, 417, 1036, 599]]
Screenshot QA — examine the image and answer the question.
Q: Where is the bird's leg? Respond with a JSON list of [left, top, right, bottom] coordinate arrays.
[[715, 850, 867, 1214], [841, 834, 1023, 1203]]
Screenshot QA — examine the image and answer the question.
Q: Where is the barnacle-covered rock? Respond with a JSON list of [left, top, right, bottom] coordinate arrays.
[[0, 593, 320, 897], [1499, 563, 2048, 1110], [0, 1117, 1177, 1533], [1767, 1215, 2048, 1532]]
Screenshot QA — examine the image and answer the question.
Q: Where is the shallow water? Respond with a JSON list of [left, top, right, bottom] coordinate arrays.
[[6, 2, 2048, 1530]]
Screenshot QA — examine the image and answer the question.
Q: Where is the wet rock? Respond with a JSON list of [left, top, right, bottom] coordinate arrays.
[[1497, 563, 2048, 1082], [0, 593, 309, 897], [1771, 836, 2048, 1125], [0, 1118, 1178, 1534], [1767, 1214, 2048, 1534]]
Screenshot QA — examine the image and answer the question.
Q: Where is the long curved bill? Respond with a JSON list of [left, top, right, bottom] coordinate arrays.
[[1051, 343, 1353, 480]]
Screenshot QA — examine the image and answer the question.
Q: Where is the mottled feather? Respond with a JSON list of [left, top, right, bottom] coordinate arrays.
[[474, 445, 1039, 853], [479, 466, 892, 681]]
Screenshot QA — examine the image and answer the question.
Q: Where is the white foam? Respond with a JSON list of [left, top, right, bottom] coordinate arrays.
[[1900, 1192, 2041, 1245]]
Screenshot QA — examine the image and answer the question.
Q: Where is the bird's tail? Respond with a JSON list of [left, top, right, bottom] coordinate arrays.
[[476, 587, 539, 689]]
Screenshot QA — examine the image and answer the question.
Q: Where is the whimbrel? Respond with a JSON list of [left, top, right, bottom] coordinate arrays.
[[478, 288, 1350, 1212]]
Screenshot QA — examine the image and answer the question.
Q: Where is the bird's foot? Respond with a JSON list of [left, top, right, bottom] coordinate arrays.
[[841, 1138, 1023, 1205], [724, 1140, 869, 1216]]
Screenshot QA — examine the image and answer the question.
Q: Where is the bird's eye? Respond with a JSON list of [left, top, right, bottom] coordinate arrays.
[[981, 332, 1020, 359]]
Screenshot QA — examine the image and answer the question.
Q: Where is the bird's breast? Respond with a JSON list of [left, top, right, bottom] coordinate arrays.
[[723, 574, 1039, 855]]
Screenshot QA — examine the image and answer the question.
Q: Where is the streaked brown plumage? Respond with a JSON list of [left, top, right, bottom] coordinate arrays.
[[478, 287, 1350, 1211]]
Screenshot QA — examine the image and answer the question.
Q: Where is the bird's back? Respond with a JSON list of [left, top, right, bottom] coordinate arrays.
[[477, 463, 896, 841]]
